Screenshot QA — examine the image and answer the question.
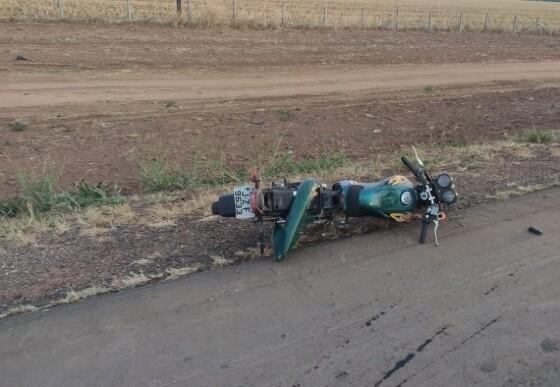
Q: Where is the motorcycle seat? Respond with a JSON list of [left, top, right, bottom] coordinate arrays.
[[345, 184, 365, 217]]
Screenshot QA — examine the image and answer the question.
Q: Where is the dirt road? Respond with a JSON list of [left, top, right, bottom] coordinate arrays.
[[1, 188, 559, 387], [2, 61, 560, 109]]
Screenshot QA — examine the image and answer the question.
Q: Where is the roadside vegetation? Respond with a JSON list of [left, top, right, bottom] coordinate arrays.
[[138, 152, 346, 193], [516, 128, 555, 144], [2, 128, 558, 246], [0, 172, 123, 218], [2, 129, 558, 223]]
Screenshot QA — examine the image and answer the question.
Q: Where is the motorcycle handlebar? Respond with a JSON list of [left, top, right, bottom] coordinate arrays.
[[401, 156, 427, 184]]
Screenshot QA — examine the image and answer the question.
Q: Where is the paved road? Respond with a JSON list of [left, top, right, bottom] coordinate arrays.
[[2, 61, 560, 109], [1, 189, 560, 387]]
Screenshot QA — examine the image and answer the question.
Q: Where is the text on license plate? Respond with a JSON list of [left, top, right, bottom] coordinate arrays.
[[234, 186, 255, 219]]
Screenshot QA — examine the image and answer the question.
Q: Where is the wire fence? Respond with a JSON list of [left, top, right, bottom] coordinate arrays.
[[2, 0, 560, 34]]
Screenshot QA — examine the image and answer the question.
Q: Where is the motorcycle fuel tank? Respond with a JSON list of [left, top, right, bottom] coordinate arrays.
[[336, 176, 418, 219]]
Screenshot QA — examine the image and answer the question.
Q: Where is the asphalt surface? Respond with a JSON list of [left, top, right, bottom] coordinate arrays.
[[1, 188, 560, 387]]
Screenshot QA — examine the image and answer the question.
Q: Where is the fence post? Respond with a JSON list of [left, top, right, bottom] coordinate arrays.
[[428, 11, 432, 31], [484, 13, 489, 31], [187, 0, 192, 24], [232, 0, 237, 24], [322, 5, 327, 26], [126, 0, 133, 21], [458, 11, 463, 32], [394, 9, 399, 30], [512, 15, 517, 33], [176, 0, 182, 17], [57, 0, 64, 19]]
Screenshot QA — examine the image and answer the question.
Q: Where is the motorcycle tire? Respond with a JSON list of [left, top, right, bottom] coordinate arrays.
[[211, 194, 237, 217]]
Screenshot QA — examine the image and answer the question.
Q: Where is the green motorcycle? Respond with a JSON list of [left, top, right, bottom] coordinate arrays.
[[212, 149, 457, 261]]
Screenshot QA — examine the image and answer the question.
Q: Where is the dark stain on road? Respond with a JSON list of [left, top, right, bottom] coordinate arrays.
[[541, 337, 560, 353], [484, 285, 498, 296], [335, 370, 349, 379], [365, 311, 386, 327], [480, 360, 498, 373], [373, 325, 449, 386], [374, 353, 416, 387], [396, 317, 501, 386], [417, 326, 448, 352]]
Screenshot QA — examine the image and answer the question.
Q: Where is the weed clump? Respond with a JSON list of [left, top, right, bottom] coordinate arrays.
[[138, 152, 347, 193], [138, 154, 247, 193], [516, 128, 555, 144], [8, 120, 29, 132], [262, 152, 346, 179], [0, 172, 124, 219], [277, 109, 295, 121]]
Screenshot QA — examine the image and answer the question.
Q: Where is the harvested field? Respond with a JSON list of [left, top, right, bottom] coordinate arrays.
[[2, 0, 560, 33]]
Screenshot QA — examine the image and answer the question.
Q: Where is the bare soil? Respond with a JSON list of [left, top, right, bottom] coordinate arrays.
[[1, 23, 560, 198], [1, 22, 560, 315], [2, 22, 560, 72]]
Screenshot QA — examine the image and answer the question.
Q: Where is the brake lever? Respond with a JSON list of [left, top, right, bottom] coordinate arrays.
[[419, 209, 441, 246]]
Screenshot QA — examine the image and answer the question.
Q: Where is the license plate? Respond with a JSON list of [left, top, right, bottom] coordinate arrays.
[[234, 186, 255, 219]]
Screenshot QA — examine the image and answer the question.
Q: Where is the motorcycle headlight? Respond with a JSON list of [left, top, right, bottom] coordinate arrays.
[[436, 173, 452, 189], [442, 190, 456, 204]]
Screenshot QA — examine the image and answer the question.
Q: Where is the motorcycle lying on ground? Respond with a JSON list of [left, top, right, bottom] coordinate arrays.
[[212, 149, 458, 261]]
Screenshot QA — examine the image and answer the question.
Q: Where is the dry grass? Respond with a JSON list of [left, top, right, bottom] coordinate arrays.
[[1, 0, 559, 33], [0, 304, 38, 319], [0, 216, 57, 246], [486, 182, 556, 200], [0, 264, 202, 319], [165, 264, 200, 280], [211, 255, 233, 268]]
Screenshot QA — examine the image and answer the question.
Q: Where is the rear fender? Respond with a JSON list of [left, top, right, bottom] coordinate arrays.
[[273, 179, 320, 261]]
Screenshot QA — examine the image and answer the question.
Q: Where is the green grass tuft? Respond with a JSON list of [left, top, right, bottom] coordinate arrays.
[[57, 182, 125, 210], [516, 128, 555, 144], [423, 85, 434, 93], [8, 119, 29, 132], [277, 109, 295, 121], [0, 197, 25, 218], [262, 152, 346, 178], [138, 154, 247, 193], [1, 172, 124, 218], [18, 172, 58, 213], [138, 152, 346, 193]]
